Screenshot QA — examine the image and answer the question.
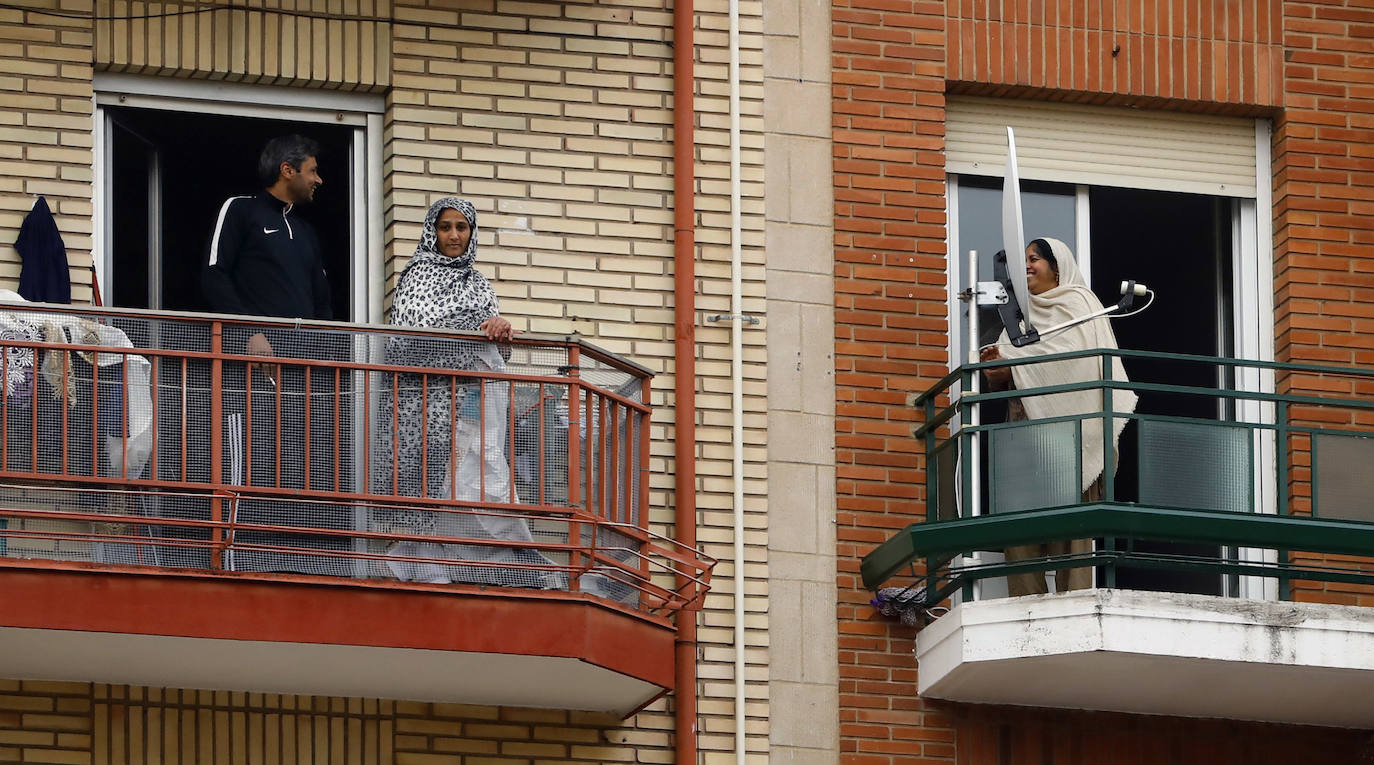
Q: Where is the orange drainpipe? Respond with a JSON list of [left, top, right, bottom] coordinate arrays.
[[672, 0, 698, 762]]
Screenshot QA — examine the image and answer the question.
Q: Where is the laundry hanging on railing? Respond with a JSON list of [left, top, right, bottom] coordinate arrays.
[[39, 318, 153, 479], [0, 290, 43, 401], [0, 292, 153, 480]]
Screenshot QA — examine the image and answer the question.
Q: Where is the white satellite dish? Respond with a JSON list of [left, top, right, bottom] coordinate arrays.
[[1001, 127, 1030, 324]]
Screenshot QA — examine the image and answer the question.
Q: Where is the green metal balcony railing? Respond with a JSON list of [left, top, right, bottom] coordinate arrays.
[[861, 349, 1374, 606]]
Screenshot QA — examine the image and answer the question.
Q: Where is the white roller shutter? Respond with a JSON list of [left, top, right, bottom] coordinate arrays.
[[946, 96, 1258, 198]]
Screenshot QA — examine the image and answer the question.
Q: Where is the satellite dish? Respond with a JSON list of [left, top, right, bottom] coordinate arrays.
[[1001, 127, 1031, 326]]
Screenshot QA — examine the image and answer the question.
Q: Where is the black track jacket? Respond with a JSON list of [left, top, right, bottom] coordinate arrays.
[[202, 192, 333, 320]]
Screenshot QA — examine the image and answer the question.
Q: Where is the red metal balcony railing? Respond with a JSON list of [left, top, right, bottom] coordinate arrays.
[[0, 303, 713, 619]]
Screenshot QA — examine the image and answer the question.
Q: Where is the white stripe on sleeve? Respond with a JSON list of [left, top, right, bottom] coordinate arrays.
[[208, 196, 252, 266]]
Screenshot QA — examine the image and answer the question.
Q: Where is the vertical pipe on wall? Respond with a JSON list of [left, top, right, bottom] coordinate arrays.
[[672, 0, 699, 762], [726, 0, 746, 757]]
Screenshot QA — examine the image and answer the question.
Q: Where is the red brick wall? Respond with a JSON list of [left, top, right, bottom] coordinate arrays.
[[1273, 1, 1374, 373], [1272, 1, 1374, 608], [832, 0, 949, 753], [950, 704, 1372, 764], [834, 0, 1374, 762], [946, 0, 1284, 106]]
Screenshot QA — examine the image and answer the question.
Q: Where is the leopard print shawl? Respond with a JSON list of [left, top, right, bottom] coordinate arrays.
[[390, 197, 497, 335]]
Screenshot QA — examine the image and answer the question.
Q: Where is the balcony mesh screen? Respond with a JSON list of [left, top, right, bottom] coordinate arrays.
[[989, 420, 1081, 513], [1314, 433, 1374, 522], [0, 306, 651, 601], [1138, 419, 1253, 513]]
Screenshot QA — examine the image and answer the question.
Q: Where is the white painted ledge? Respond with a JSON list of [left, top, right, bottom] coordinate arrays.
[[916, 588, 1374, 727]]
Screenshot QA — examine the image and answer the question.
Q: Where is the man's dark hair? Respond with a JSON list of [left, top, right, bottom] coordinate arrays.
[[258, 134, 320, 187]]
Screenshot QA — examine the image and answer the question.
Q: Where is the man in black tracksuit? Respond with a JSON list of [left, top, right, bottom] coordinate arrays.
[[202, 135, 345, 576], [204, 134, 332, 325]]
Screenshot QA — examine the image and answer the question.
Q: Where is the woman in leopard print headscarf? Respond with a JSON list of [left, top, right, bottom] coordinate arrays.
[[375, 197, 556, 587], [390, 197, 513, 353]]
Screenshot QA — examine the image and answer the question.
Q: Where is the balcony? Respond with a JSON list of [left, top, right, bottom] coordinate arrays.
[[862, 349, 1374, 727], [0, 302, 712, 716]]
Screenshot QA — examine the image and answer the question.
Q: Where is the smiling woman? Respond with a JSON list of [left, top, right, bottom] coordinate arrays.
[[1022, 240, 1059, 296], [374, 197, 556, 588], [979, 237, 1138, 596]]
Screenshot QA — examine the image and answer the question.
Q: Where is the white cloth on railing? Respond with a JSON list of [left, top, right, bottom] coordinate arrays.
[[0, 290, 42, 399], [0, 291, 153, 479], [40, 318, 153, 479]]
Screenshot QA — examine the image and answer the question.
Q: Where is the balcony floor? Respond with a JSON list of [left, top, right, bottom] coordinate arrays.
[[0, 565, 674, 716], [917, 588, 1374, 727]]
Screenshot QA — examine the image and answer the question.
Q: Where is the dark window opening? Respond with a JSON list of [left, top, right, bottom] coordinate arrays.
[[107, 106, 355, 320], [1089, 186, 1234, 597]]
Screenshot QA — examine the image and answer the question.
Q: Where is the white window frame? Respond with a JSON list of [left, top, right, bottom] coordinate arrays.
[[1234, 119, 1278, 600], [945, 118, 1277, 600], [91, 73, 385, 323], [91, 76, 387, 575]]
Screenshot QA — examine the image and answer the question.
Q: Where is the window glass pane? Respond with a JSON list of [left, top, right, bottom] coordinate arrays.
[[1138, 419, 1252, 513], [1314, 433, 1374, 522], [955, 176, 1076, 355], [989, 420, 1081, 514]]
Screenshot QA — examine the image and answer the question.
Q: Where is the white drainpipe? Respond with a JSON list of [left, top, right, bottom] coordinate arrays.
[[728, 0, 745, 759]]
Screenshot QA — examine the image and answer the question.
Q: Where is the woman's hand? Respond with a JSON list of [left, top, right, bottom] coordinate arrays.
[[480, 316, 515, 342], [980, 345, 1012, 389]]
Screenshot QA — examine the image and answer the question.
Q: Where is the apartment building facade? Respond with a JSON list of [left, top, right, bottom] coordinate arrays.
[[0, 0, 840, 761], [3, 0, 1374, 763], [830, 1, 1374, 762]]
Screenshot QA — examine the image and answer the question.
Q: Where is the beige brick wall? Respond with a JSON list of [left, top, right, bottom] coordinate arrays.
[[4, 686, 683, 763], [0, 0, 771, 759], [94, 0, 393, 89], [0, 680, 91, 765], [1, 686, 668, 764], [95, 687, 394, 764], [90, 688, 682, 765], [0, 0, 95, 302], [384, 0, 770, 759]]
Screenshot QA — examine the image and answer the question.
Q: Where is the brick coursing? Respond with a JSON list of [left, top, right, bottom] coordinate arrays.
[[834, 0, 1374, 761], [0, 2, 95, 302], [0, 0, 770, 759]]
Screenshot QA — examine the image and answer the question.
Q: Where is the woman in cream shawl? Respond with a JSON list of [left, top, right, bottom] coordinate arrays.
[[980, 237, 1137, 596]]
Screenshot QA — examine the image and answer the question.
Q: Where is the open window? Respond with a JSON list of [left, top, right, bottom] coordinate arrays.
[[93, 74, 384, 322], [104, 108, 354, 317], [945, 98, 1275, 600]]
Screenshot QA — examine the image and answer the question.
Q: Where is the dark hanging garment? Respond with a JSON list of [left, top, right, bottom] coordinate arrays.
[[15, 196, 71, 304]]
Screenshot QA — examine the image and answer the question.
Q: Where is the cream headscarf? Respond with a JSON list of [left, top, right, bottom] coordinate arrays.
[[995, 238, 1138, 491]]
